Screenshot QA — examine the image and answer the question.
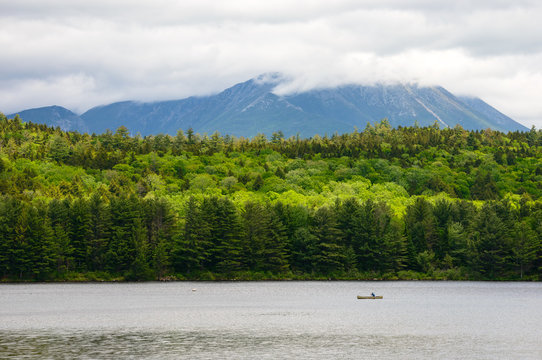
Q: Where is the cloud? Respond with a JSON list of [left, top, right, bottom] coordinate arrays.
[[1, 0, 541, 128]]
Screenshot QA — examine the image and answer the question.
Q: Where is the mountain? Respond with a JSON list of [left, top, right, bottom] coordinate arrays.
[[7, 75, 528, 137], [7, 105, 88, 133]]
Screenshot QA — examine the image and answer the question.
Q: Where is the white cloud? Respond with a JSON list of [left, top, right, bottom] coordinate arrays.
[[0, 0, 541, 128]]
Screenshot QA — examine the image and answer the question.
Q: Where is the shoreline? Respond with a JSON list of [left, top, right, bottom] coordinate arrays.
[[2, 276, 538, 284]]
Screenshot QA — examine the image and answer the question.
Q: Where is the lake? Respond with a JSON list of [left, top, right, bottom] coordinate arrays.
[[1, 281, 541, 359]]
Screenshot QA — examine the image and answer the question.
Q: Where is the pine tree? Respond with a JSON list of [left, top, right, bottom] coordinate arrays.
[[432, 198, 453, 259], [404, 198, 438, 269], [13, 202, 31, 279], [263, 207, 289, 273], [172, 197, 210, 273], [213, 197, 244, 273], [0, 196, 22, 278], [353, 199, 379, 271], [127, 217, 153, 280], [87, 194, 111, 271], [107, 196, 140, 273], [50, 222, 73, 274], [335, 197, 361, 250], [69, 198, 91, 270], [310, 207, 345, 274], [141, 198, 175, 276], [511, 221, 539, 279], [475, 202, 512, 278], [47, 199, 73, 274], [25, 203, 55, 279], [242, 202, 289, 273], [242, 201, 267, 270]]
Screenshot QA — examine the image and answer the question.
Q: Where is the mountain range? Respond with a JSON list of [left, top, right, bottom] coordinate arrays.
[[7, 74, 528, 137]]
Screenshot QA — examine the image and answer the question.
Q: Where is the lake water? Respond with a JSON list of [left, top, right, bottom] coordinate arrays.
[[1, 281, 541, 359]]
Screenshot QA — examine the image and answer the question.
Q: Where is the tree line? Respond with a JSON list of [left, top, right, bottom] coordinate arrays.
[[0, 113, 541, 280], [1, 114, 540, 202], [0, 193, 540, 281]]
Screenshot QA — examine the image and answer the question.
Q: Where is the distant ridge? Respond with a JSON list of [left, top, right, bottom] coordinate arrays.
[[7, 74, 528, 137], [7, 105, 88, 133]]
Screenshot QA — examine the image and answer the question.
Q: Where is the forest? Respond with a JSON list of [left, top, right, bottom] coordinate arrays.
[[0, 112, 541, 281]]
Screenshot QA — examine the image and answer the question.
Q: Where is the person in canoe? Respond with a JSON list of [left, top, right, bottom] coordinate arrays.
[[371, 292, 375, 297]]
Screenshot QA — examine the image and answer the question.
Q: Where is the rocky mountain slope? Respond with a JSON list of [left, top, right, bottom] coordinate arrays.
[[8, 75, 527, 137]]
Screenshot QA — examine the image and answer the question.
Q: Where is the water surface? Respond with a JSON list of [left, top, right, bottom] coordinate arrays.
[[1, 281, 541, 359]]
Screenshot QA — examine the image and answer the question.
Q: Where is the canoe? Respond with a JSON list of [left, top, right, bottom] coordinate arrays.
[[357, 295, 383, 299]]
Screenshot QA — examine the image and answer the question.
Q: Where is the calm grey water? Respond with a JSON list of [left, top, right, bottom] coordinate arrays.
[[1, 281, 541, 359]]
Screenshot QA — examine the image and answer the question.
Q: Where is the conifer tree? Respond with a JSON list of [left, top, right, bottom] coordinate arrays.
[[172, 197, 210, 273], [214, 197, 244, 273], [511, 221, 539, 279], [87, 194, 111, 271], [475, 202, 512, 278], [310, 207, 344, 274], [69, 198, 91, 270], [242, 202, 289, 272], [404, 198, 438, 269]]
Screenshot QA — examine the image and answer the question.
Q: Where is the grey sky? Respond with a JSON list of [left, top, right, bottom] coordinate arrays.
[[1, 0, 541, 128]]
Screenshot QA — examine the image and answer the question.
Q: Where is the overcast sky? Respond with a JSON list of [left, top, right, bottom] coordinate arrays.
[[1, 0, 541, 129]]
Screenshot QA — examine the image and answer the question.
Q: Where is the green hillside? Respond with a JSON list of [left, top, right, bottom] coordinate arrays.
[[1, 113, 541, 281]]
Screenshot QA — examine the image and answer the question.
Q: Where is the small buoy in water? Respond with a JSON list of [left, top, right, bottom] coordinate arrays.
[[191, 288, 197, 292]]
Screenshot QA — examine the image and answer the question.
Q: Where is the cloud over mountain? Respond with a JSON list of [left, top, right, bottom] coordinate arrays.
[[9, 75, 527, 138], [1, 1, 541, 129]]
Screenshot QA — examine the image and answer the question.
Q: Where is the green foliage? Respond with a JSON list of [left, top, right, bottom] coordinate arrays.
[[0, 117, 541, 281]]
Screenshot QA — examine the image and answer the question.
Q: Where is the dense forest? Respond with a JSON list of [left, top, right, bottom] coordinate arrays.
[[0, 112, 541, 281]]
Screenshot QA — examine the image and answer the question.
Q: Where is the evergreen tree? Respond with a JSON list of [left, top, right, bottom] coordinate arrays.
[[335, 197, 361, 250], [87, 194, 111, 271], [25, 203, 55, 279], [310, 207, 345, 274], [0, 196, 21, 278], [50, 222, 73, 274], [290, 227, 317, 274], [69, 198, 91, 270], [242, 201, 268, 270], [446, 222, 471, 269], [143, 198, 175, 276], [172, 197, 211, 273], [213, 197, 244, 273], [127, 217, 153, 280], [242, 202, 289, 273], [107, 196, 140, 273], [432, 198, 453, 259], [353, 199, 379, 271], [474, 202, 512, 278], [12, 202, 32, 279], [48, 199, 74, 273], [263, 207, 289, 273], [404, 198, 438, 269], [511, 221, 539, 279]]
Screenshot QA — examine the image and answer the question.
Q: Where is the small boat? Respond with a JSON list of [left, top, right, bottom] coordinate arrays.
[[357, 295, 383, 299]]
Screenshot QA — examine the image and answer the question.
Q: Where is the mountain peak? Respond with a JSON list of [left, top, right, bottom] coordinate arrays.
[[8, 76, 527, 137], [254, 72, 287, 84], [7, 105, 88, 132]]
